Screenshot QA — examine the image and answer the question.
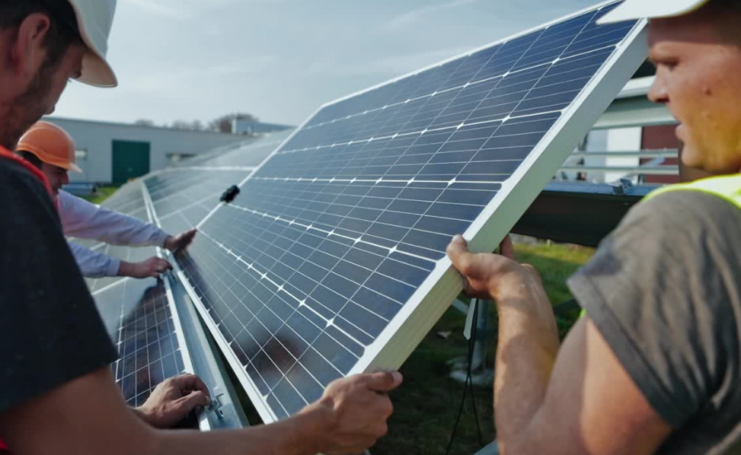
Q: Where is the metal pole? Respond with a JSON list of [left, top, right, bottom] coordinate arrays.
[[450, 299, 493, 386]]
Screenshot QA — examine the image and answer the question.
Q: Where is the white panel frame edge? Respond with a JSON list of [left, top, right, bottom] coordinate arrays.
[[179, 1, 649, 423], [142, 182, 212, 430]]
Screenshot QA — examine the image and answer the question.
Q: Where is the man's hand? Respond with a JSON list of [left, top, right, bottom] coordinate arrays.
[[134, 374, 211, 429], [165, 229, 197, 253], [304, 371, 403, 455], [447, 235, 541, 301], [119, 257, 173, 279]]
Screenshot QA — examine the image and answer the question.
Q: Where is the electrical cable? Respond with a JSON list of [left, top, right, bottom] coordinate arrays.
[[445, 298, 485, 454], [468, 299, 484, 447]]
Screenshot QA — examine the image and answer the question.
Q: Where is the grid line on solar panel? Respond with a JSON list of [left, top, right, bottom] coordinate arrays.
[[261, 114, 558, 183], [180, 239, 361, 415], [144, 170, 250, 222], [197, 217, 412, 318], [304, 13, 631, 127], [230, 195, 477, 247], [181, 237, 339, 397], [222, 196, 468, 261], [178, 0, 644, 421], [182, 130, 294, 168], [96, 279, 187, 407], [223, 175, 503, 260], [98, 182, 147, 216]]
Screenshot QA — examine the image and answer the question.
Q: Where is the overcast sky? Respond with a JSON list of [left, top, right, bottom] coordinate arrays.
[[54, 0, 600, 127]]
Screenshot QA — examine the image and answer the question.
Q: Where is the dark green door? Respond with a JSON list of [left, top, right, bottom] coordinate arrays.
[[112, 140, 150, 185]]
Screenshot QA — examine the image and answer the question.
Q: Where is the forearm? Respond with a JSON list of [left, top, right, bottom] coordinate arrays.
[[4, 386, 333, 455], [130, 406, 152, 425], [154, 405, 331, 455], [117, 261, 135, 278], [493, 275, 560, 448], [68, 240, 120, 278]]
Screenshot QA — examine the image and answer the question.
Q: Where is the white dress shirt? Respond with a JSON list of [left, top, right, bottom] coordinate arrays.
[[59, 190, 169, 278]]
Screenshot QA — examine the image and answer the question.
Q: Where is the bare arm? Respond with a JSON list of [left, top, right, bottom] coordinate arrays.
[[0, 368, 402, 455], [447, 236, 672, 454], [131, 374, 212, 429]]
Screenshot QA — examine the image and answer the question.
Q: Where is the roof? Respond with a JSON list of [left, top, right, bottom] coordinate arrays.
[[45, 116, 240, 138]]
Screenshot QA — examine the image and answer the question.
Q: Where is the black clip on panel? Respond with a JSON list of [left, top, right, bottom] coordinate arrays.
[[220, 185, 240, 204]]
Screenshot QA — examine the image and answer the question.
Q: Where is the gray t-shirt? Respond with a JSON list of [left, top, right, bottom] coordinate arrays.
[[568, 190, 741, 455], [0, 158, 117, 416]]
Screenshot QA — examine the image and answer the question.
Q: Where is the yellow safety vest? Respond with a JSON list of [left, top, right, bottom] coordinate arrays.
[[641, 174, 741, 208], [578, 174, 741, 318]]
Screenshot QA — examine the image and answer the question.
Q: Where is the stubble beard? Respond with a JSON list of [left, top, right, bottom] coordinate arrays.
[[0, 60, 57, 151]]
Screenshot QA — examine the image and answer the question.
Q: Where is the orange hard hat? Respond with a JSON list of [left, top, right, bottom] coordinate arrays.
[[17, 122, 82, 173]]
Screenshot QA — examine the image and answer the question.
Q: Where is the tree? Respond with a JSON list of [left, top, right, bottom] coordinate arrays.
[[171, 120, 193, 130], [191, 120, 204, 131], [134, 119, 155, 127], [208, 112, 258, 134]]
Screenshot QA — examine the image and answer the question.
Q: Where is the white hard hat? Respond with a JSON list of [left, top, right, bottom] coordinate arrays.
[[67, 0, 118, 87], [598, 0, 713, 24]]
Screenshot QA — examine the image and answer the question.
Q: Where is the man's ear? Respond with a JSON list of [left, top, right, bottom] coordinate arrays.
[[9, 13, 52, 77]]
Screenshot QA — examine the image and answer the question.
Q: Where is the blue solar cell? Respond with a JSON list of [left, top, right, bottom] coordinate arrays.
[[94, 277, 189, 407], [178, 1, 643, 422], [181, 129, 294, 168], [145, 169, 250, 221]]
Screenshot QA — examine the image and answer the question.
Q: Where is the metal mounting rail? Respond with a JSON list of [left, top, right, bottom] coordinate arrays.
[[560, 165, 678, 175], [569, 149, 677, 159]]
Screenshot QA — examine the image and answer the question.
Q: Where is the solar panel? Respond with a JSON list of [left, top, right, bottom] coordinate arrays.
[[182, 130, 294, 168], [144, 169, 253, 234], [96, 179, 148, 214], [177, 1, 646, 421], [78, 169, 252, 293], [94, 272, 192, 407]]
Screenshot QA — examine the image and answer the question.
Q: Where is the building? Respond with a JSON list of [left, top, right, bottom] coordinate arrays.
[[45, 117, 248, 185]]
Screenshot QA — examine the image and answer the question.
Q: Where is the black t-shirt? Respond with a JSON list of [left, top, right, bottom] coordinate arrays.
[[568, 190, 741, 454], [0, 158, 117, 414]]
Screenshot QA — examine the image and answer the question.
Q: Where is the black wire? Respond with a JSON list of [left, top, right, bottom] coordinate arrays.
[[445, 298, 485, 455], [468, 300, 484, 446]]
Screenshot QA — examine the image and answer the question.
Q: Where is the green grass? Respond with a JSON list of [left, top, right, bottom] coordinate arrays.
[[372, 241, 594, 455], [81, 186, 118, 204]]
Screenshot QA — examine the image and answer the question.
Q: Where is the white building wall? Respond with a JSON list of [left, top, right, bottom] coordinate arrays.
[[577, 128, 642, 184], [583, 130, 609, 183], [604, 127, 642, 183], [45, 117, 245, 183]]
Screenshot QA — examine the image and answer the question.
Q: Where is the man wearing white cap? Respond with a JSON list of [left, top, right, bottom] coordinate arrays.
[[0, 1, 400, 454], [448, 0, 741, 454]]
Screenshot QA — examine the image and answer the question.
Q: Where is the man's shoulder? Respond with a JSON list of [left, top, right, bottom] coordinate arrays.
[[0, 157, 41, 188], [572, 187, 741, 298], [0, 157, 54, 214], [622, 188, 741, 242], [58, 189, 84, 210]]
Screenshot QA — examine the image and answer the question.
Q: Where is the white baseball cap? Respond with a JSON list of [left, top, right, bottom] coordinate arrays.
[[66, 0, 118, 87], [598, 0, 713, 24]]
